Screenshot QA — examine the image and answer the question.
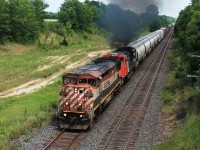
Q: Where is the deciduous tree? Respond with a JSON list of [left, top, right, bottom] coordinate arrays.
[[58, 0, 98, 31], [0, 0, 10, 42]]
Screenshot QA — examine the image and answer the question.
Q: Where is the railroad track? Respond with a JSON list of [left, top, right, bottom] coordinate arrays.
[[98, 28, 174, 150], [42, 129, 83, 150]]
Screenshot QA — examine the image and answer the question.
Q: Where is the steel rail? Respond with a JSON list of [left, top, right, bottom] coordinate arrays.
[[43, 128, 66, 150], [123, 28, 174, 150], [43, 129, 82, 150], [65, 132, 82, 150]]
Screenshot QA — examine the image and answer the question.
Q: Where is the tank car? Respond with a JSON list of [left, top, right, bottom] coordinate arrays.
[[57, 57, 121, 130]]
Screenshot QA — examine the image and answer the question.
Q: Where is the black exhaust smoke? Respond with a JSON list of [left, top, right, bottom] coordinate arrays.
[[104, 0, 164, 48], [108, 0, 162, 14], [103, 4, 142, 48]]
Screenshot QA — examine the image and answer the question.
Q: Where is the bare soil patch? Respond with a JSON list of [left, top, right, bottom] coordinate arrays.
[[0, 49, 111, 98], [155, 112, 177, 145], [37, 55, 70, 71]]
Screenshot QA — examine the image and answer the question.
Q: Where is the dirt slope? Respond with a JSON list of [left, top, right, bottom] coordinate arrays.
[[0, 50, 111, 98]]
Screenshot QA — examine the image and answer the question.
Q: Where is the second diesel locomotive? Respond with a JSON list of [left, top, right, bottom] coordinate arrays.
[[57, 27, 170, 130]]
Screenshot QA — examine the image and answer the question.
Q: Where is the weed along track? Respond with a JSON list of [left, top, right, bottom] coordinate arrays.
[[42, 129, 84, 150], [98, 29, 173, 150]]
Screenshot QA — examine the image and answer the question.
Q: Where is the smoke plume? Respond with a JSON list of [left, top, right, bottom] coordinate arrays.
[[98, 0, 164, 48], [108, 0, 163, 14], [100, 4, 142, 48]]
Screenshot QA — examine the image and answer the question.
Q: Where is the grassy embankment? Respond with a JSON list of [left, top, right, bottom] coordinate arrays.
[[155, 40, 200, 150], [0, 32, 109, 92], [155, 116, 200, 150], [155, 82, 200, 149], [0, 31, 110, 149]]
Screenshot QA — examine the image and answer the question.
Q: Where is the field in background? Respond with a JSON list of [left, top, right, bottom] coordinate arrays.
[[0, 32, 109, 92]]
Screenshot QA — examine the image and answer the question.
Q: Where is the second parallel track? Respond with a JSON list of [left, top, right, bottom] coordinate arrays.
[[98, 28, 174, 150]]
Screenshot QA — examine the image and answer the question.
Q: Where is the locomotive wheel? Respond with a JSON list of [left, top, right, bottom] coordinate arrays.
[[98, 103, 104, 114]]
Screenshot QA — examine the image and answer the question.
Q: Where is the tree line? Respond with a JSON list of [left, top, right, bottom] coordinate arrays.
[[156, 1, 200, 148], [0, 0, 175, 44], [161, 0, 200, 114], [0, 0, 48, 43], [58, 0, 175, 46], [174, 0, 200, 87]]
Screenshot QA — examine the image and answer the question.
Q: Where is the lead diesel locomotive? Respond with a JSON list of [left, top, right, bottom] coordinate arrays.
[[57, 57, 121, 130], [57, 27, 171, 130]]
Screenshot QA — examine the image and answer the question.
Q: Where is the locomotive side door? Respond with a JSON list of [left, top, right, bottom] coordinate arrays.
[[97, 79, 102, 99]]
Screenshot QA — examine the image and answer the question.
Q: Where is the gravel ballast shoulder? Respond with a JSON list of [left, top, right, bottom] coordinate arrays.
[[14, 126, 57, 150], [134, 41, 172, 150]]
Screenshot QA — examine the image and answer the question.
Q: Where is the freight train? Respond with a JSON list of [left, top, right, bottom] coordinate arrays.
[[57, 27, 171, 130]]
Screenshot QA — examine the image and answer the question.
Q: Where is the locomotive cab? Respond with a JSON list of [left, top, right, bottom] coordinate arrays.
[[58, 74, 100, 130]]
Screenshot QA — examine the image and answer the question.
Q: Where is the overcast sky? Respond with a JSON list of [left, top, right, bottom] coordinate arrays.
[[44, 0, 191, 18]]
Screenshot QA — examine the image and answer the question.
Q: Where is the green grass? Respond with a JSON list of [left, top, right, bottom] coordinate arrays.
[[0, 33, 109, 92], [0, 80, 60, 149], [155, 44, 200, 150], [155, 115, 200, 150]]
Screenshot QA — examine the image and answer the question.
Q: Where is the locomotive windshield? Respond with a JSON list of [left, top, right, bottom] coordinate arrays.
[[79, 79, 87, 84], [88, 79, 96, 86], [71, 78, 78, 84], [79, 78, 96, 86], [64, 77, 96, 86], [63, 77, 70, 84], [63, 77, 78, 85]]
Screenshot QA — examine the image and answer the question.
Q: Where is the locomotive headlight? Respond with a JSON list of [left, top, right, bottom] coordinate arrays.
[[80, 115, 83, 118], [66, 102, 69, 105], [75, 88, 77, 93], [64, 113, 67, 117]]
